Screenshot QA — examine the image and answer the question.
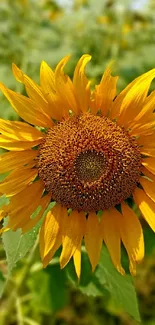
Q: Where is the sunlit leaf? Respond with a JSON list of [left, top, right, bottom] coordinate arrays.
[[2, 226, 39, 275], [96, 246, 141, 322]]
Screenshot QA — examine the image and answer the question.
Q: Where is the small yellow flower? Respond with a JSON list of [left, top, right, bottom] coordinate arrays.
[[96, 15, 110, 25], [122, 23, 132, 35], [0, 55, 155, 278]]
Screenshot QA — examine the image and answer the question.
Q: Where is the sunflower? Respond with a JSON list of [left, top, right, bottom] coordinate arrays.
[[0, 55, 155, 278]]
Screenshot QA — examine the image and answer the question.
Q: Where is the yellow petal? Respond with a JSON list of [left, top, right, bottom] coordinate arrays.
[[73, 54, 91, 113], [23, 75, 52, 117], [0, 167, 38, 196], [22, 193, 51, 233], [9, 194, 50, 233], [100, 208, 125, 275], [42, 205, 68, 268], [0, 226, 10, 234], [0, 119, 43, 141], [42, 238, 62, 268], [12, 63, 24, 82], [142, 157, 155, 175], [8, 198, 42, 231], [60, 210, 86, 269], [0, 83, 53, 127], [140, 148, 155, 157], [40, 61, 65, 120], [84, 212, 102, 272], [40, 60, 72, 120], [73, 244, 82, 279], [24, 74, 47, 105], [110, 77, 134, 120], [112, 69, 155, 126], [140, 176, 155, 203], [4, 179, 44, 213], [132, 90, 155, 125], [12, 63, 52, 118], [40, 60, 56, 96], [93, 65, 118, 116], [0, 209, 10, 233], [6, 180, 45, 230], [130, 119, 155, 137], [0, 210, 6, 222], [0, 135, 41, 151], [40, 204, 66, 261], [0, 150, 38, 173], [133, 187, 155, 231], [141, 166, 155, 180], [137, 133, 155, 148], [121, 202, 144, 275], [55, 55, 78, 116]]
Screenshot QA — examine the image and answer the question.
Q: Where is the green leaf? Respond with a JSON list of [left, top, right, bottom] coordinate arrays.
[[0, 222, 40, 298], [66, 249, 108, 297], [27, 264, 69, 313], [96, 246, 141, 322], [78, 278, 105, 297], [143, 225, 155, 256], [45, 264, 69, 312], [0, 195, 9, 207], [2, 202, 53, 275], [0, 271, 5, 297], [66, 246, 98, 287], [2, 225, 39, 275], [67, 246, 140, 321]]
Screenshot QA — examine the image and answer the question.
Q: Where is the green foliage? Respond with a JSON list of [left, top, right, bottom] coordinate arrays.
[[2, 227, 39, 275], [67, 247, 140, 321], [28, 264, 69, 314], [0, 271, 5, 297], [143, 225, 155, 256], [96, 247, 140, 322]]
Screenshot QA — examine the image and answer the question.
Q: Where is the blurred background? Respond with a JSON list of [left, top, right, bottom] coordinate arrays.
[[1, 0, 155, 324]]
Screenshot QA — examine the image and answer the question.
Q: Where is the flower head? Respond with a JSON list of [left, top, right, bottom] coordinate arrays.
[[0, 55, 155, 277]]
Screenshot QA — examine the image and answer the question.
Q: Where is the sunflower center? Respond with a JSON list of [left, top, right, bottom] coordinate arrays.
[[38, 113, 141, 212], [75, 150, 106, 182]]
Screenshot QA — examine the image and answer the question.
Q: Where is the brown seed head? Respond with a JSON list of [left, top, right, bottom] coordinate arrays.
[[38, 113, 141, 212]]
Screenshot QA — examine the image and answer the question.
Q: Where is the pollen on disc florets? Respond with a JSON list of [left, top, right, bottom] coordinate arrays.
[[38, 112, 141, 212]]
